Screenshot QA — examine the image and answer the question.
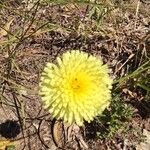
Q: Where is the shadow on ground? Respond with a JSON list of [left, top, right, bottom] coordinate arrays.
[[0, 120, 21, 139]]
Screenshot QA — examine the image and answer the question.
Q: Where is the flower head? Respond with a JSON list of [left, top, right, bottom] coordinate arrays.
[[40, 50, 112, 126]]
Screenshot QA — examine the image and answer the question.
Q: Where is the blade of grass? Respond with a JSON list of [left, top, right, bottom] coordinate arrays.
[[113, 60, 150, 84]]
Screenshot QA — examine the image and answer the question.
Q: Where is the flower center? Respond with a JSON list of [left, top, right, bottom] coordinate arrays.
[[71, 78, 81, 90], [70, 73, 92, 96]]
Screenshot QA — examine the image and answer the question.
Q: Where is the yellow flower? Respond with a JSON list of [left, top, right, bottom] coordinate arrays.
[[40, 50, 112, 126]]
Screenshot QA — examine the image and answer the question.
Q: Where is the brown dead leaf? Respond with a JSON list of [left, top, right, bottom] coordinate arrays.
[[52, 120, 65, 148], [122, 88, 135, 98]]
